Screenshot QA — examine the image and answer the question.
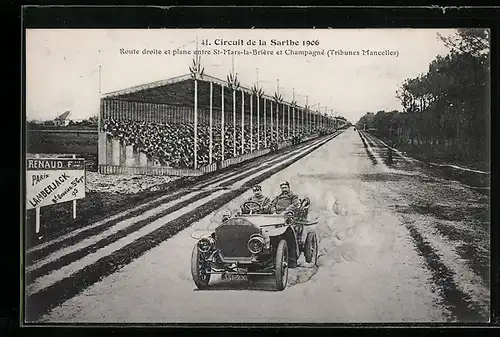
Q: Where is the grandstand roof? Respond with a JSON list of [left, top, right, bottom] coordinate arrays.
[[101, 73, 308, 110], [55, 110, 71, 120]]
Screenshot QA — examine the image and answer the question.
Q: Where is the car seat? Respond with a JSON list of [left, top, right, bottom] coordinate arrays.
[[297, 197, 311, 219]]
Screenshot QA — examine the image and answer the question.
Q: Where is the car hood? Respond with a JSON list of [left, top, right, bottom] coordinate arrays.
[[232, 214, 285, 228]]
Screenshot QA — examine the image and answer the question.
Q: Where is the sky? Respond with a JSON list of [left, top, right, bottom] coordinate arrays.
[[26, 28, 456, 123]]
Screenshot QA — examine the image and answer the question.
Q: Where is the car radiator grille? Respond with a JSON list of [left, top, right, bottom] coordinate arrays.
[[215, 222, 260, 258]]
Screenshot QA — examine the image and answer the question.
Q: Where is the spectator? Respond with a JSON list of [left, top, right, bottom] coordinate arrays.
[[102, 117, 320, 170]]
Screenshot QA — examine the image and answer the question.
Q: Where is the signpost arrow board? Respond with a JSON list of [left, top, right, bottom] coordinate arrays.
[[26, 158, 85, 210]]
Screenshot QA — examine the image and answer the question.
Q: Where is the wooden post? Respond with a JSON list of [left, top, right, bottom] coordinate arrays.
[[302, 108, 304, 132], [194, 79, 198, 170], [241, 90, 245, 155], [250, 92, 253, 152], [233, 89, 236, 157], [264, 98, 267, 147], [257, 96, 260, 150], [221, 85, 225, 162], [209, 81, 213, 165], [72, 154, 77, 219], [34, 154, 41, 236], [283, 104, 285, 141], [288, 104, 290, 139], [276, 102, 279, 144], [270, 101, 273, 144], [35, 207, 40, 235]]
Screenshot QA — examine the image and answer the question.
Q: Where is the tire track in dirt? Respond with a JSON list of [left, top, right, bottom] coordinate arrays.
[[26, 188, 201, 264], [434, 222, 490, 288], [356, 132, 489, 321], [27, 142, 326, 282], [25, 190, 217, 283], [358, 131, 378, 165], [405, 223, 487, 322], [365, 132, 491, 291], [26, 136, 331, 265], [364, 134, 379, 148]]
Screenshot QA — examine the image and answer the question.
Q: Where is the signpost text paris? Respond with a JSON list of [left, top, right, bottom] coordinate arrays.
[[26, 158, 86, 210]]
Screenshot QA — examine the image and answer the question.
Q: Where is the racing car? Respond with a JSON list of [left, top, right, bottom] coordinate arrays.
[[191, 197, 318, 291]]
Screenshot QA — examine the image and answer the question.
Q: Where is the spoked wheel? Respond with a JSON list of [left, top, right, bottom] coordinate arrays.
[[304, 231, 318, 265], [275, 240, 289, 291], [191, 245, 211, 289]]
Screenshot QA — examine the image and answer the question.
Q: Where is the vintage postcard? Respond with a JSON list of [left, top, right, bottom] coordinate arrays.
[[24, 28, 491, 324]]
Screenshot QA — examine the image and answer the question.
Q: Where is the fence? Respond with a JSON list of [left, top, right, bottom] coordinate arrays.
[[221, 148, 271, 169], [97, 130, 336, 177], [98, 164, 203, 176], [98, 146, 272, 176]]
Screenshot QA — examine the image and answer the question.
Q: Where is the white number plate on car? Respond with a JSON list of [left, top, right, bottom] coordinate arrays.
[[221, 273, 248, 281]]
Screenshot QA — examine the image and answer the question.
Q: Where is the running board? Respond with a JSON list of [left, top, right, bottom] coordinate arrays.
[[207, 271, 274, 276]]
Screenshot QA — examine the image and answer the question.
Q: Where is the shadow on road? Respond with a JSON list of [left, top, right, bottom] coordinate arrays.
[[195, 278, 279, 292]]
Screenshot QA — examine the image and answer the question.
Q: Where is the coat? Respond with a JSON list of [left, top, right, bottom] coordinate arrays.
[[271, 191, 300, 214]]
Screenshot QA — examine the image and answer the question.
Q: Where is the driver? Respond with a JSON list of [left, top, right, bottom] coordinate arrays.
[[240, 185, 272, 214], [270, 181, 300, 214]]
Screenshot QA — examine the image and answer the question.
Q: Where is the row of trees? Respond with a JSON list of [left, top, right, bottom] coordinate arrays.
[[27, 116, 98, 128], [356, 28, 489, 165]]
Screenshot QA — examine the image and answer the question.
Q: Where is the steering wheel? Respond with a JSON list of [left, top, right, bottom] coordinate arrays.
[[243, 201, 262, 214]]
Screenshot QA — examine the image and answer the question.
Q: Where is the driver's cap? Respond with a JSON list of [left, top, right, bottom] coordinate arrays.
[[252, 185, 262, 191], [280, 181, 290, 188]]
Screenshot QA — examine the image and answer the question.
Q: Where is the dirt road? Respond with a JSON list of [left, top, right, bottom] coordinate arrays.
[[26, 128, 490, 323]]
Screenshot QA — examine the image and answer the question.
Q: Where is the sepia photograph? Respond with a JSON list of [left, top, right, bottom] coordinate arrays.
[[24, 27, 491, 324]]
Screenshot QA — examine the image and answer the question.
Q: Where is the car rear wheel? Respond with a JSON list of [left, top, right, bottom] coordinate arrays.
[[304, 231, 318, 265], [275, 240, 288, 291], [191, 244, 211, 289]]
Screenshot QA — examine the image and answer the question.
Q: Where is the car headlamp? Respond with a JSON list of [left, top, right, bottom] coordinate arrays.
[[222, 210, 232, 222], [247, 234, 265, 254], [197, 237, 214, 253], [284, 211, 295, 225]]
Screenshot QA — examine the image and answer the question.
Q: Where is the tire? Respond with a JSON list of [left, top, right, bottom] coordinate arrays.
[[275, 240, 289, 291], [304, 231, 318, 265], [191, 244, 211, 289]]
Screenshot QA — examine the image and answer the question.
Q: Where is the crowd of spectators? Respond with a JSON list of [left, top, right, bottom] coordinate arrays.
[[102, 118, 335, 169]]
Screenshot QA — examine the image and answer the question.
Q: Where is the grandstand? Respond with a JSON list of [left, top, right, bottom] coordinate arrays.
[[98, 73, 345, 176]]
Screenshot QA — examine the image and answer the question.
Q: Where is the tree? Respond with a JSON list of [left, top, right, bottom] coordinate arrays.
[[361, 28, 489, 165], [88, 116, 98, 125], [438, 28, 489, 58]]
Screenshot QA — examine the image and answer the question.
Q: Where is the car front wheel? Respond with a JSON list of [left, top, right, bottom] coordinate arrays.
[[191, 245, 211, 289], [304, 231, 318, 265], [275, 240, 289, 291]]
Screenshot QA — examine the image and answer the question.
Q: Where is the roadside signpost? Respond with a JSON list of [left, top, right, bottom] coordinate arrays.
[[26, 154, 85, 237]]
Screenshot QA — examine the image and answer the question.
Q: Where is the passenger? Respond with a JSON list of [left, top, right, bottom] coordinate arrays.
[[240, 185, 272, 214], [270, 181, 300, 214]]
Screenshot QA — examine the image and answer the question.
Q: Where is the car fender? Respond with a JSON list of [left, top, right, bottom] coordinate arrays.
[[283, 226, 300, 261], [268, 226, 299, 266], [261, 225, 288, 238], [268, 226, 299, 259]]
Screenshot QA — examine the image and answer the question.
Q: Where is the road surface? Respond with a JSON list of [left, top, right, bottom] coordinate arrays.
[[25, 128, 490, 323]]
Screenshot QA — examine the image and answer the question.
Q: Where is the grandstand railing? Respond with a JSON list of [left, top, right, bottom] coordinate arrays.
[[278, 141, 292, 150], [98, 147, 273, 176], [98, 164, 204, 176], [97, 130, 338, 177], [221, 148, 271, 169]]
